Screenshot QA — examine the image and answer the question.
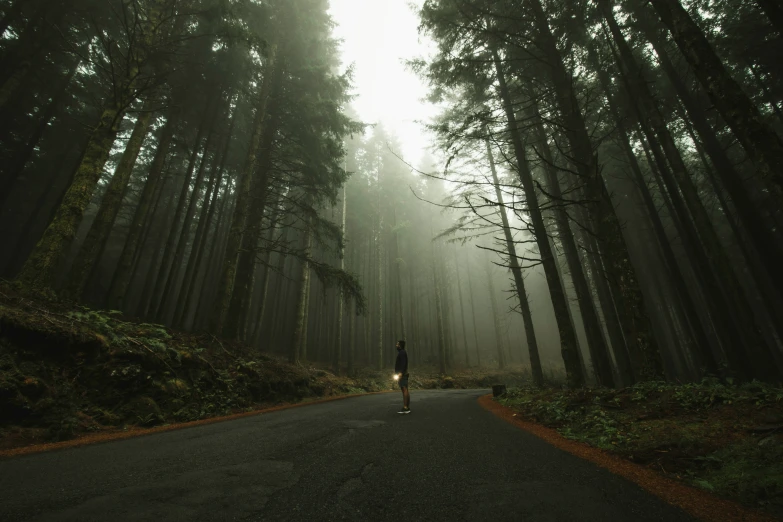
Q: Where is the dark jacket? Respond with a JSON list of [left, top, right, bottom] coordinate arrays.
[[394, 348, 408, 375]]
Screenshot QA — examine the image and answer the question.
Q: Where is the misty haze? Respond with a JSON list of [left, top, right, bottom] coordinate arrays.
[[0, 0, 782, 520]]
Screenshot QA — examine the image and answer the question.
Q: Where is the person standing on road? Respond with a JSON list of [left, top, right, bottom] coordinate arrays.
[[395, 340, 410, 414]]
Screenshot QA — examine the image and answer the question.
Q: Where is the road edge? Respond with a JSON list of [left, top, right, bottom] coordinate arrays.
[[0, 390, 394, 459], [477, 393, 775, 522]]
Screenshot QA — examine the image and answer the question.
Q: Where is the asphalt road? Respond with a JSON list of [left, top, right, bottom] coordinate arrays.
[[0, 389, 693, 522]]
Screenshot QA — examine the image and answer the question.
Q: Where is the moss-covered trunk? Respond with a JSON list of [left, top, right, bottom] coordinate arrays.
[[17, 103, 126, 289]]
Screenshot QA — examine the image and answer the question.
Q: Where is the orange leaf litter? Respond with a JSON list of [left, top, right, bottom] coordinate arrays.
[[0, 390, 393, 459], [478, 394, 776, 522]]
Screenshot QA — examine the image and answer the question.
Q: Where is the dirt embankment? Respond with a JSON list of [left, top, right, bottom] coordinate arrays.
[[0, 282, 525, 451]]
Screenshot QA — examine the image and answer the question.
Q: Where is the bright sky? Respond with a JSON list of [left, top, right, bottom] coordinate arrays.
[[328, 0, 437, 166]]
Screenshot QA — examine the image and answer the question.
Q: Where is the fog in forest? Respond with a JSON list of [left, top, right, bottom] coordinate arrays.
[[1, 0, 782, 388]]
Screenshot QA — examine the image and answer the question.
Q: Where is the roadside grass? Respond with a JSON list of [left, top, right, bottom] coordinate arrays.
[[497, 380, 783, 517]]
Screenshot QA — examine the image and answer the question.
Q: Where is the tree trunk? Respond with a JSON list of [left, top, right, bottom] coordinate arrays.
[[65, 103, 156, 299], [677, 103, 783, 347], [290, 225, 313, 365], [529, 113, 616, 387], [633, 4, 783, 302], [347, 298, 356, 376], [253, 221, 290, 346], [580, 227, 633, 385], [391, 206, 407, 343], [441, 261, 455, 369], [211, 46, 280, 334], [485, 137, 544, 385], [637, 124, 752, 373], [453, 247, 470, 368], [155, 101, 221, 321], [466, 257, 481, 367], [432, 240, 447, 375], [17, 101, 127, 288], [107, 109, 178, 310], [194, 183, 235, 326], [604, 3, 779, 380], [528, 0, 665, 381], [492, 47, 584, 387], [126, 164, 168, 310], [244, 197, 285, 342], [174, 107, 236, 328], [485, 262, 506, 370], [300, 268, 312, 361], [136, 177, 180, 317], [589, 43, 717, 376], [334, 184, 348, 372], [376, 179, 384, 371], [408, 235, 419, 358], [222, 122, 280, 339], [2, 138, 81, 277], [364, 233, 373, 366], [649, 0, 783, 199]]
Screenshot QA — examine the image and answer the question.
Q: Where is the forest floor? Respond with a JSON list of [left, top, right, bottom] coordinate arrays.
[[497, 382, 783, 518], [0, 280, 527, 452]]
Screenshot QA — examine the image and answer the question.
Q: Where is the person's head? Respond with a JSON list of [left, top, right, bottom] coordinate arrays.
[[396, 340, 406, 351]]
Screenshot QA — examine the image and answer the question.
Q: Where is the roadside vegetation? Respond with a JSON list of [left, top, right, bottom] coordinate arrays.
[[0, 281, 524, 450], [497, 382, 783, 517]]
